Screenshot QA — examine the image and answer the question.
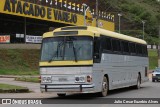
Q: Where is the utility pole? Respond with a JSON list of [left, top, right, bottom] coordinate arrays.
[[118, 13, 122, 33], [142, 20, 145, 40], [96, 0, 98, 27]]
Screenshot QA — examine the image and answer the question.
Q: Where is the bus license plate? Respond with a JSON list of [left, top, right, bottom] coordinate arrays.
[[59, 77, 68, 82]]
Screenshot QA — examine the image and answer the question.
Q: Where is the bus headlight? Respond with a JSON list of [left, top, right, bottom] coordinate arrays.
[[75, 75, 85, 83], [41, 76, 52, 83]]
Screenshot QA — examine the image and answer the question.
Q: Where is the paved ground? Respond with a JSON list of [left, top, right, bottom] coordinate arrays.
[[0, 78, 40, 93], [0, 78, 57, 98], [0, 75, 160, 107], [0, 74, 159, 99]]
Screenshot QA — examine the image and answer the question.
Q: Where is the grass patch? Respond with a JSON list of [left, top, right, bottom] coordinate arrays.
[[0, 83, 27, 90], [148, 49, 158, 69], [149, 57, 158, 70], [0, 69, 39, 75], [0, 83, 29, 93], [15, 77, 40, 83], [0, 49, 40, 75], [148, 49, 158, 56]]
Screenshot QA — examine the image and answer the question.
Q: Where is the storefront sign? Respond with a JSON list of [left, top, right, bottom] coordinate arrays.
[[0, 0, 115, 31], [0, 0, 78, 24], [0, 35, 10, 43], [26, 35, 42, 43]]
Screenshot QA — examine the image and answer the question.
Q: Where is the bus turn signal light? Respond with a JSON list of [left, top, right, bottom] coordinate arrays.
[[87, 75, 92, 82]]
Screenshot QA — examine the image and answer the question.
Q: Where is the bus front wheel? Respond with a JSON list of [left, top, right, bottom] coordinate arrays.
[[98, 76, 108, 97]]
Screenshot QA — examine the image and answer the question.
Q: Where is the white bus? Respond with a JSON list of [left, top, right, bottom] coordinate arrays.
[[40, 26, 149, 97]]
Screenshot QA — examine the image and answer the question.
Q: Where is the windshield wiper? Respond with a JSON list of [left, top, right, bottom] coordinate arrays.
[[69, 37, 78, 62], [48, 41, 64, 63], [72, 42, 78, 62]]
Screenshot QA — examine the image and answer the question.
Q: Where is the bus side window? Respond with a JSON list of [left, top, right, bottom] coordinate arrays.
[[121, 41, 129, 54], [136, 44, 143, 56], [142, 45, 148, 57], [93, 37, 101, 63], [129, 42, 136, 55], [112, 39, 121, 53], [101, 36, 112, 52]]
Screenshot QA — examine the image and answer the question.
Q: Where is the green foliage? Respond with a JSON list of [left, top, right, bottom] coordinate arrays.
[[102, 0, 160, 42], [148, 49, 158, 69], [121, 30, 160, 45], [0, 83, 27, 90], [0, 49, 40, 75]]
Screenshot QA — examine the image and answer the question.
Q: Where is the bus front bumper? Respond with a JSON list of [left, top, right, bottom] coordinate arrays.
[[40, 84, 95, 93]]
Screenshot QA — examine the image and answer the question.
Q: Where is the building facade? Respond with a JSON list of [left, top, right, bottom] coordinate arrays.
[[0, 0, 115, 43]]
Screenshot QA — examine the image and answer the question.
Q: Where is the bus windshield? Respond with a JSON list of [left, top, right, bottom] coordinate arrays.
[[41, 36, 93, 61]]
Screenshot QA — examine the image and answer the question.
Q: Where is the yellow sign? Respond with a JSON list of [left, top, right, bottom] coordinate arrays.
[[98, 20, 115, 31], [0, 0, 115, 31], [0, 0, 84, 25]]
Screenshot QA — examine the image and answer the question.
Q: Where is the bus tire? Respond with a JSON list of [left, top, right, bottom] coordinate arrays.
[[98, 76, 108, 97], [57, 93, 66, 97], [133, 74, 141, 89]]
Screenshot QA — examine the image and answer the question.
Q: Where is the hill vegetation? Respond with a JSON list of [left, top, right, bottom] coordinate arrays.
[[0, 49, 40, 75], [101, 0, 160, 44]]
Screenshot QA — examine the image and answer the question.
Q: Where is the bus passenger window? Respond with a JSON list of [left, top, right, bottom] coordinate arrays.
[[129, 43, 136, 54], [122, 41, 129, 53], [101, 37, 112, 51], [136, 44, 143, 55], [112, 39, 121, 52], [106, 38, 112, 51], [142, 45, 148, 56]]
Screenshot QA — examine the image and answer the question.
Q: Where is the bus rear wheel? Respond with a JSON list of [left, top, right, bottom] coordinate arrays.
[[133, 74, 141, 89], [98, 76, 108, 97]]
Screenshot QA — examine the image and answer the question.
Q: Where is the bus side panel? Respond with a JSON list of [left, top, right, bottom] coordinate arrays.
[[92, 53, 149, 92]]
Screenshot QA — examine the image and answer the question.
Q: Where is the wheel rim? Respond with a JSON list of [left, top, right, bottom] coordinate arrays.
[[102, 78, 108, 96], [102, 82, 107, 92]]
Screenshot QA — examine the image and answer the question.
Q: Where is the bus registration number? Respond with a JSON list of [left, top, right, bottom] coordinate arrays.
[[59, 77, 68, 82]]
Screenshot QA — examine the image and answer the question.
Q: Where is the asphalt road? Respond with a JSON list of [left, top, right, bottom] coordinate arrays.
[[0, 77, 160, 107]]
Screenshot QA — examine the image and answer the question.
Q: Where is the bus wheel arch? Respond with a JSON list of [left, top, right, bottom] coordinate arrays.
[[138, 72, 141, 84], [104, 74, 109, 90]]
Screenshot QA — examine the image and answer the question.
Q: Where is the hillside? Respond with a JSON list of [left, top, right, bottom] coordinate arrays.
[[0, 49, 40, 75], [101, 0, 160, 44]]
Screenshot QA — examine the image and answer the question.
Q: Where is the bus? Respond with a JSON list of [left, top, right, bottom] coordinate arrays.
[[39, 26, 149, 97]]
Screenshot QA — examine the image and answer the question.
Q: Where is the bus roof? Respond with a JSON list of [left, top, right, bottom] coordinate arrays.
[[43, 26, 147, 45]]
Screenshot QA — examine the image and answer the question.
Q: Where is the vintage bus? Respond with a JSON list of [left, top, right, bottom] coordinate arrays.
[[39, 26, 149, 97]]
